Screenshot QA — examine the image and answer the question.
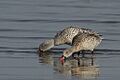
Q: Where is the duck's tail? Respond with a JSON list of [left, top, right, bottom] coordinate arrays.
[[39, 39, 54, 52]]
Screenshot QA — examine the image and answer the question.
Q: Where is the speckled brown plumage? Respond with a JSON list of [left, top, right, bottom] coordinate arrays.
[[63, 33, 102, 58], [39, 26, 101, 51]]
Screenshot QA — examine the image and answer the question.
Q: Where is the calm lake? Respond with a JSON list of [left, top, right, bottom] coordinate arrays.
[[0, 0, 120, 80]]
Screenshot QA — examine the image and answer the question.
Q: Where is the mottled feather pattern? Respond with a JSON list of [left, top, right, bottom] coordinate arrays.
[[72, 33, 102, 51], [39, 26, 102, 52], [63, 33, 102, 58], [54, 26, 100, 46], [39, 39, 54, 51], [54, 26, 80, 45]]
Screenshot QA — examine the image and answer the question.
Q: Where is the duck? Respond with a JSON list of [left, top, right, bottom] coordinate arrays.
[[39, 26, 101, 52], [60, 33, 102, 63]]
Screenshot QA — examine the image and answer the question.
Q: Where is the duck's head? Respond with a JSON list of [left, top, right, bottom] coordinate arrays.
[[39, 39, 54, 52], [60, 48, 74, 65]]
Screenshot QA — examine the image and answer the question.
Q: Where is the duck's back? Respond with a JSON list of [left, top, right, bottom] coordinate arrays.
[[54, 26, 80, 45], [72, 33, 102, 51], [54, 26, 101, 46]]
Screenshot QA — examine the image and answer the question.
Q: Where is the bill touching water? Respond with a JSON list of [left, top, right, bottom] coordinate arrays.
[[39, 51, 100, 79], [0, 0, 120, 80]]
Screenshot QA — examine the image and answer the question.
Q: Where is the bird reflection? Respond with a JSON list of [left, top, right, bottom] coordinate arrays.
[[71, 59, 100, 79], [38, 51, 54, 65], [38, 51, 100, 79], [54, 56, 100, 79]]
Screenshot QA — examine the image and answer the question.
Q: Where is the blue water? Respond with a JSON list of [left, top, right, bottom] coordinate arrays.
[[0, 0, 120, 80]]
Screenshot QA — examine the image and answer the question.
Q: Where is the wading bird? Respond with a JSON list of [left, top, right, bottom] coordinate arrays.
[[60, 33, 102, 64], [39, 26, 101, 52]]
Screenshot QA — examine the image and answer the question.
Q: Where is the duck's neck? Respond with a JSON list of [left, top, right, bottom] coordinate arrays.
[[69, 47, 77, 53]]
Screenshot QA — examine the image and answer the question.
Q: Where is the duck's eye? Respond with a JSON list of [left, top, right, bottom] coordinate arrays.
[[66, 51, 69, 55]]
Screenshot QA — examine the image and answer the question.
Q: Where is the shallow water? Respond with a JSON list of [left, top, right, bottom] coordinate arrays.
[[0, 0, 120, 80]]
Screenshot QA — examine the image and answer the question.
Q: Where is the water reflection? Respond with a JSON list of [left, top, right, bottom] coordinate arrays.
[[38, 51, 54, 65], [38, 51, 100, 79]]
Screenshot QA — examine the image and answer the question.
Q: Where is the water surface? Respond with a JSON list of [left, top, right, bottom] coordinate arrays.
[[0, 0, 120, 80]]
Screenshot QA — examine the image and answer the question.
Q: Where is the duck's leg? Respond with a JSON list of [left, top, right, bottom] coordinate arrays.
[[78, 58, 80, 66], [77, 51, 81, 57], [91, 51, 94, 65], [82, 50, 85, 58], [91, 50, 94, 57], [91, 57, 94, 66]]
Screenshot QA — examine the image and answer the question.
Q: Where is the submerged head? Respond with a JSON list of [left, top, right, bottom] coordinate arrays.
[[39, 39, 54, 52]]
